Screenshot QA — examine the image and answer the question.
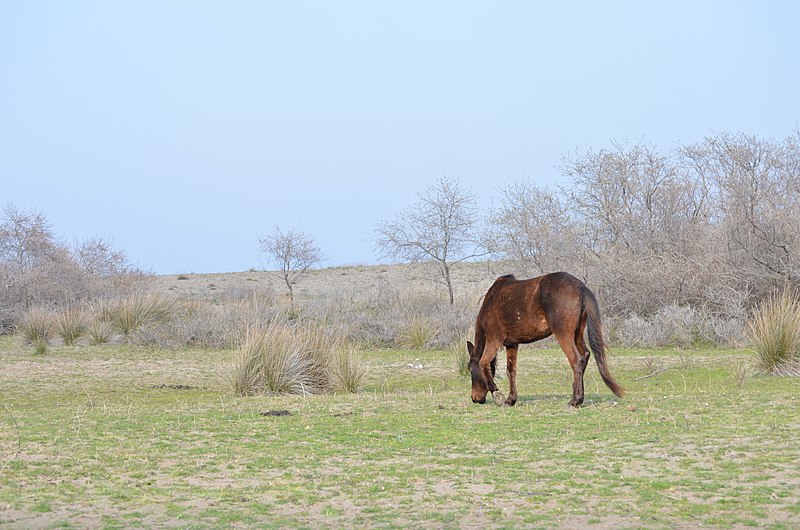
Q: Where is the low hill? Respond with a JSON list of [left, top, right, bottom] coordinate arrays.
[[150, 261, 512, 306]]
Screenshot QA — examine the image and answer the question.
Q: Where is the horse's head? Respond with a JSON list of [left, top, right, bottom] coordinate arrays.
[[467, 341, 488, 403]]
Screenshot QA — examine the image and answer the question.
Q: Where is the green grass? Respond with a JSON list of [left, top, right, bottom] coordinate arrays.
[[1, 336, 799, 528]]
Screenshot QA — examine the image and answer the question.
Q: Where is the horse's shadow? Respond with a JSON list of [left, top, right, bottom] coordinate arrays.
[[513, 394, 621, 407]]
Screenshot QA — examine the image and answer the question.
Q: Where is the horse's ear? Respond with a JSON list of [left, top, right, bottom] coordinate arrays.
[[466, 341, 474, 355]]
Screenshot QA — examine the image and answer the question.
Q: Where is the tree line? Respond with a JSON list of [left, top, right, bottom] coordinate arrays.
[[266, 130, 800, 318]]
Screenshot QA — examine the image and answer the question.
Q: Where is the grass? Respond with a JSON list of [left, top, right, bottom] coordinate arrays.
[[1, 337, 799, 528]]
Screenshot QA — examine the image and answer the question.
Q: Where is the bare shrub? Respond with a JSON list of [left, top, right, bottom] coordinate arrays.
[[613, 305, 697, 348], [749, 288, 800, 375], [310, 288, 475, 350], [129, 296, 280, 350], [610, 304, 746, 349], [230, 319, 357, 396]]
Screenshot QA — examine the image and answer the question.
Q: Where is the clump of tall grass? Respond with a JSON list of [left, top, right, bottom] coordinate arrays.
[[55, 307, 89, 345], [749, 287, 800, 375], [87, 319, 115, 344], [451, 341, 470, 377], [328, 347, 367, 393], [230, 319, 365, 396], [100, 293, 178, 335], [401, 316, 439, 349], [17, 307, 55, 354]]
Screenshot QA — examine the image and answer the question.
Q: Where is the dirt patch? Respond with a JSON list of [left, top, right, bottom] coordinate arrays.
[[261, 410, 292, 417]]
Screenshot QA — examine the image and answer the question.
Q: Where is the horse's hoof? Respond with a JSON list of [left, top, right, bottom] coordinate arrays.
[[504, 397, 517, 406], [492, 391, 506, 405]]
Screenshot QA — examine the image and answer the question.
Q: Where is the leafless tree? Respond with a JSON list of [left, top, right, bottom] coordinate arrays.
[[0, 203, 146, 331], [0, 202, 64, 277], [682, 132, 800, 299], [73, 237, 137, 278], [486, 180, 580, 277], [375, 174, 485, 304], [259, 226, 324, 308]]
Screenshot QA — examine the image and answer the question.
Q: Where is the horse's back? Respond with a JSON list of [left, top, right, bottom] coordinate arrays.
[[478, 271, 585, 334]]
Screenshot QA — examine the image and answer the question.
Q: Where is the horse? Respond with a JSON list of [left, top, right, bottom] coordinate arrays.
[[467, 271, 624, 407]]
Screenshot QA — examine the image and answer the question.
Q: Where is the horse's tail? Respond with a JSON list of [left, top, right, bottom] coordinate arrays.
[[582, 285, 624, 397]]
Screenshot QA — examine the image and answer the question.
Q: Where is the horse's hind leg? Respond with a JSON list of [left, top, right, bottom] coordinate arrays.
[[505, 344, 519, 406], [554, 330, 590, 407]]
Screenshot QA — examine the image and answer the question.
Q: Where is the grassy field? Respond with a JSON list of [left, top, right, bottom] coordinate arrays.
[[1, 336, 799, 529]]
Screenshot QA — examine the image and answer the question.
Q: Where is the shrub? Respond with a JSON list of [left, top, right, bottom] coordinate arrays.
[[749, 288, 800, 375], [130, 298, 280, 350], [230, 319, 361, 396], [17, 307, 55, 353], [611, 305, 746, 348], [306, 288, 474, 349], [55, 307, 89, 345]]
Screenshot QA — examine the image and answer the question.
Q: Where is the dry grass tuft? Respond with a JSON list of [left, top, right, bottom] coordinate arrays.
[[55, 306, 89, 345], [17, 307, 55, 353], [401, 316, 439, 349], [749, 287, 800, 376], [100, 293, 178, 335], [329, 347, 367, 393], [87, 319, 115, 344], [230, 319, 364, 396]]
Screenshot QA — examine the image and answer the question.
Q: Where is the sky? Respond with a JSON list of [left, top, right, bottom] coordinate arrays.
[[2, 1, 799, 274]]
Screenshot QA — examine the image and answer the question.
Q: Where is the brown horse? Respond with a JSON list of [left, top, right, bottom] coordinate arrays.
[[468, 272, 624, 407]]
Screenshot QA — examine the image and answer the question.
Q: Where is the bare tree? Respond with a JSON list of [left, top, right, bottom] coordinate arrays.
[[375, 174, 485, 304], [259, 226, 324, 308], [0, 202, 64, 277], [682, 132, 800, 295], [0, 202, 146, 332], [486, 180, 579, 277], [73, 237, 137, 277]]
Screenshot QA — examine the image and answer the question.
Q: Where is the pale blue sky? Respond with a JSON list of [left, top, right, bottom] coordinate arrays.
[[2, 1, 798, 274]]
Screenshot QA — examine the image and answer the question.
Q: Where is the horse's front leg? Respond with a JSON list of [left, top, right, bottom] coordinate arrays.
[[479, 341, 500, 395]]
